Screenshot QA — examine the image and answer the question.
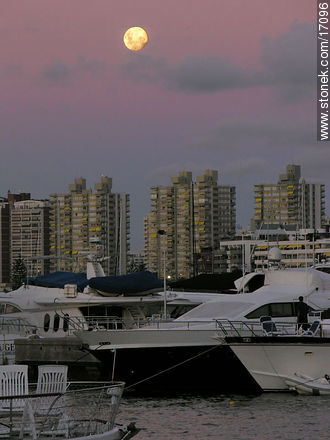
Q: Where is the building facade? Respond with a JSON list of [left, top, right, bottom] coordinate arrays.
[[251, 164, 325, 231], [49, 177, 129, 275], [144, 170, 236, 279], [0, 201, 10, 284], [10, 199, 50, 277], [213, 230, 330, 273]]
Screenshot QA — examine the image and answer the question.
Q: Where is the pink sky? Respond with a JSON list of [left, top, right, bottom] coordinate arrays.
[[0, 1, 326, 247]]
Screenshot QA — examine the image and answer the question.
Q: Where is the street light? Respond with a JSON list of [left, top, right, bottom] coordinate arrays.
[[158, 229, 167, 319]]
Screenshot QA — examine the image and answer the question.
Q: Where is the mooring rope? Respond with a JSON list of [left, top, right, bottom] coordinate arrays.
[[124, 344, 221, 391]]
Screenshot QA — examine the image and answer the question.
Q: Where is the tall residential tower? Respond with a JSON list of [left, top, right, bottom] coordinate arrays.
[[251, 165, 325, 231], [10, 199, 50, 277], [144, 170, 236, 279], [49, 177, 129, 275]]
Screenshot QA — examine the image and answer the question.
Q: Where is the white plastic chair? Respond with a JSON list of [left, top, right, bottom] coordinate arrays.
[[20, 365, 69, 439], [35, 365, 68, 417], [0, 365, 28, 412], [36, 365, 68, 395]]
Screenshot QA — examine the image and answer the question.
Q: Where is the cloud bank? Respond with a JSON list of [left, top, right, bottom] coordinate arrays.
[[121, 21, 315, 100]]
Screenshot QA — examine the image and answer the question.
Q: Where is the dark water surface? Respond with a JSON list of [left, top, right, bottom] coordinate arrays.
[[117, 392, 330, 440]]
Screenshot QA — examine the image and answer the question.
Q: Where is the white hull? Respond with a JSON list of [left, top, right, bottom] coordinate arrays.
[[75, 325, 219, 350], [70, 424, 135, 440], [230, 341, 330, 391]]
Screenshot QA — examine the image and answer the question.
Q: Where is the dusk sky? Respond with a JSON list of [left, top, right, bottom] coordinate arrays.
[[1, 1, 328, 248]]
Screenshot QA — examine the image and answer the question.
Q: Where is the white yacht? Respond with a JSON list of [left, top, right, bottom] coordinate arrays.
[[74, 268, 330, 393], [0, 261, 220, 365], [220, 317, 330, 393]]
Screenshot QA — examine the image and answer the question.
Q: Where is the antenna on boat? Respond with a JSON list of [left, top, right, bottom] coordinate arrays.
[[158, 229, 167, 319]]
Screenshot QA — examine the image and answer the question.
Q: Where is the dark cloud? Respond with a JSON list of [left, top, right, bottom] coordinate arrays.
[[260, 21, 315, 100], [121, 21, 314, 100], [261, 22, 315, 85], [186, 117, 316, 151], [76, 56, 106, 75], [165, 55, 252, 92], [121, 53, 167, 83], [121, 53, 253, 92], [43, 62, 71, 82], [41, 56, 106, 84]]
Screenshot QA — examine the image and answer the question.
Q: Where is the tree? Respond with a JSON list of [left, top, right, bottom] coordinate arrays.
[[127, 259, 147, 273], [11, 258, 27, 290]]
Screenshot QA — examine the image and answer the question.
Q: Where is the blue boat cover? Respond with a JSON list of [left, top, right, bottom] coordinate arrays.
[[26, 272, 88, 292], [89, 271, 163, 296]]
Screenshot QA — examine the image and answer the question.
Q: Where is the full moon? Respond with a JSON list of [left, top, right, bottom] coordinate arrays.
[[123, 27, 148, 51]]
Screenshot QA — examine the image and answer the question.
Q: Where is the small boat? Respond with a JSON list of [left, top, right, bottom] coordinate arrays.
[[284, 373, 330, 395]]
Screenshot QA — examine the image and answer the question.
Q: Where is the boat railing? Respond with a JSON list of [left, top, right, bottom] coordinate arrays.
[[214, 319, 262, 340], [78, 317, 235, 331], [66, 315, 176, 332], [0, 381, 125, 439], [214, 319, 330, 339], [66, 315, 330, 338], [65, 315, 136, 332]]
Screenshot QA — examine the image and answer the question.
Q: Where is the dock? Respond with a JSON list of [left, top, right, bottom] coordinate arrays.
[[15, 337, 102, 380]]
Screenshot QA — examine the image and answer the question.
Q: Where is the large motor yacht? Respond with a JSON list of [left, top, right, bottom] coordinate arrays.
[[218, 315, 330, 393], [74, 268, 330, 394], [0, 260, 220, 365]]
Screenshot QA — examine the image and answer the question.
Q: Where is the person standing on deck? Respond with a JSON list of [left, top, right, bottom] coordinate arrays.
[[296, 296, 309, 331]]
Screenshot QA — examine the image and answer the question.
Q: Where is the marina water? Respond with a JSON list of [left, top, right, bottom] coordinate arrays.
[[116, 392, 330, 439]]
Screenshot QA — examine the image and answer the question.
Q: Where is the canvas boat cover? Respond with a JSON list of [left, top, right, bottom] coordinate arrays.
[[88, 271, 163, 296], [169, 272, 242, 293], [26, 272, 88, 292]]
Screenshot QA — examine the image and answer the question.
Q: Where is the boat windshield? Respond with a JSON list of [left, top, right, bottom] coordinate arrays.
[[176, 301, 255, 320], [0, 303, 22, 314]]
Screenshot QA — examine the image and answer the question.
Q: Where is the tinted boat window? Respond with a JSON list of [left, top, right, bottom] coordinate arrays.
[[44, 314, 50, 332], [5, 304, 21, 314], [0, 304, 22, 314], [270, 303, 294, 317], [245, 302, 296, 319], [245, 304, 270, 319], [54, 313, 60, 332]]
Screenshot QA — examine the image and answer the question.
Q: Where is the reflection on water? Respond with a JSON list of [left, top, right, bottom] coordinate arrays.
[[117, 393, 330, 440]]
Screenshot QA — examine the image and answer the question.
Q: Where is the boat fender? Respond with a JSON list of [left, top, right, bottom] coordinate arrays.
[[107, 386, 121, 404]]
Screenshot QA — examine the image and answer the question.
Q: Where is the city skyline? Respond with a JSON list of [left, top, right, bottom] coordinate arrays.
[[1, 1, 327, 249], [2, 164, 327, 252]]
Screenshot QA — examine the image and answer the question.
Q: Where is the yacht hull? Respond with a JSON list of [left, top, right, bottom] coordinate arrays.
[[226, 336, 330, 391], [91, 344, 259, 394]]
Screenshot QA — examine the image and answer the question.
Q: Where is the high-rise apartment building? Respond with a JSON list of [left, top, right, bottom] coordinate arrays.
[[0, 200, 10, 284], [144, 170, 236, 279], [49, 177, 130, 275], [10, 199, 50, 277], [251, 165, 325, 231]]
